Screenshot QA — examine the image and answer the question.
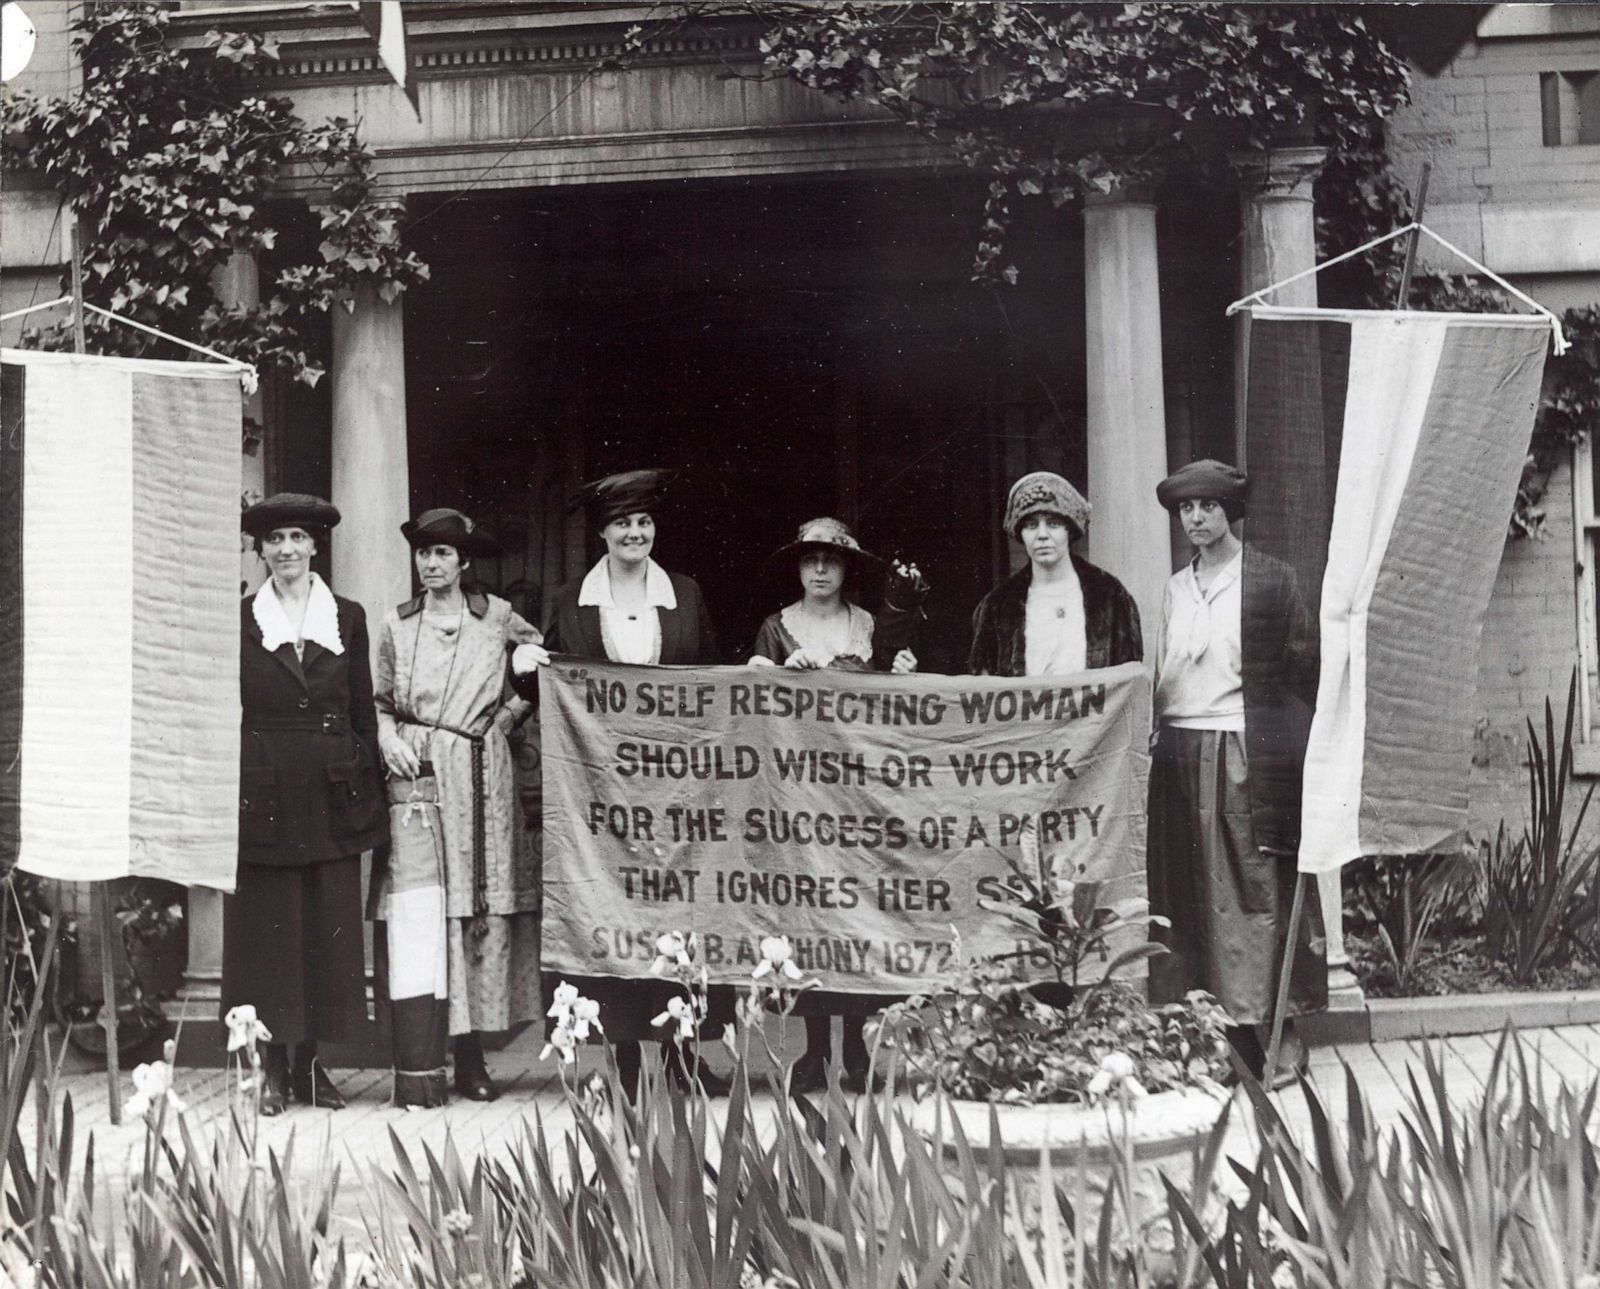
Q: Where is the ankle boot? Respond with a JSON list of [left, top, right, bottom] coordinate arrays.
[[259, 1043, 290, 1117], [453, 1033, 499, 1102], [291, 1042, 346, 1110]]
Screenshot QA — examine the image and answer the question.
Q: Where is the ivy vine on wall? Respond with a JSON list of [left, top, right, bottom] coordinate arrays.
[[746, 1, 1598, 538], [0, 2, 427, 387]]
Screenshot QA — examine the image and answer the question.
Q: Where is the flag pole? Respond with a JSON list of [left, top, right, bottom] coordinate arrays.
[[1396, 160, 1433, 309], [69, 208, 124, 1124], [1263, 868, 1307, 1088]]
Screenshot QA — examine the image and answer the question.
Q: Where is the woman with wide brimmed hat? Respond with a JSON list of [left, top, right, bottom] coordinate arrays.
[[226, 493, 389, 1114], [508, 469, 731, 1097], [968, 472, 1142, 677], [749, 517, 927, 1092], [1146, 460, 1325, 1085], [749, 517, 922, 675], [370, 507, 543, 1107]]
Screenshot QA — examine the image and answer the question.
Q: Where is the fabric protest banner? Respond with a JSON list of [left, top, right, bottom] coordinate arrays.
[[540, 658, 1151, 992], [0, 349, 243, 889], [1241, 308, 1550, 873]]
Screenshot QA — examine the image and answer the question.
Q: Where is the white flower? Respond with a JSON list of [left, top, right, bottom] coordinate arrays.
[[539, 1027, 577, 1065], [547, 981, 580, 1020], [223, 1004, 272, 1053], [1087, 1051, 1146, 1106], [752, 935, 804, 981], [124, 1058, 185, 1119], [570, 997, 603, 1041], [649, 931, 692, 975], [441, 1207, 472, 1238], [1100, 1051, 1135, 1080], [651, 995, 697, 1042]]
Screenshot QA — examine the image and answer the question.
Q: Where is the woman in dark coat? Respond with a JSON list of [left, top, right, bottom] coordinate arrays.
[[225, 493, 388, 1114], [1146, 460, 1325, 1084], [748, 517, 925, 1092], [969, 472, 1142, 676], [510, 469, 728, 1096]]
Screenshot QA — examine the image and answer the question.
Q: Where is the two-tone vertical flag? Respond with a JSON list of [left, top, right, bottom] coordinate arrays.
[[0, 350, 243, 890], [356, 1, 420, 118], [1240, 307, 1553, 873]]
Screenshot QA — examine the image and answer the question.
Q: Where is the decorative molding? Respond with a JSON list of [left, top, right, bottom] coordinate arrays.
[[253, 28, 762, 86], [1228, 145, 1328, 201]]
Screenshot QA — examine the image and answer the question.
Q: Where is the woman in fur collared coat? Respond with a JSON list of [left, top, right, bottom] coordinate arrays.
[[968, 472, 1142, 677]]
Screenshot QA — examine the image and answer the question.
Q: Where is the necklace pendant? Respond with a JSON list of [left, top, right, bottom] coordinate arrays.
[[1055, 606, 1066, 619]]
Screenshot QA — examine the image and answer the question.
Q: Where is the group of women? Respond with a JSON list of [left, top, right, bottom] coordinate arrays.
[[224, 457, 1323, 1111]]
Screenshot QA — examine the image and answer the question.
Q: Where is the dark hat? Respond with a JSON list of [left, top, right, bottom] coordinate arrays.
[[401, 507, 499, 556], [765, 517, 883, 573], [1003, 472, 1090, 540], [241, 492, 340, 538], [1156, 460, 1249, 515], [576, 469, 672, 528]]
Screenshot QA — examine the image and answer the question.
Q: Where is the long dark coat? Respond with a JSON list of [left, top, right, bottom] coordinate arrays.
[[238, 595, 389, 866], [967, 555, 1143, 676], [511, 567, 722, 1040], [1238, 544, 1320, 856], [544, 570, 719, 666]]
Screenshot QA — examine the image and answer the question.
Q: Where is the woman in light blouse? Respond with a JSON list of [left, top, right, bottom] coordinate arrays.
[[1147, 459, 1325, 1084]]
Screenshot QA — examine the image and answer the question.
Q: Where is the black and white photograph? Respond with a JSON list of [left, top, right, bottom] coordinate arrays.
[[2, 2, 1599, 1284]]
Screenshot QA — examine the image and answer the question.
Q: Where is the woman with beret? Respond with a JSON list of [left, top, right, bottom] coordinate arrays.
[[509, 468, 729, 1096], [372, 508, 543, 1107], [968, 472, 1142, 677], [1147, 459, 1325, 1083], [225, 493, 388, 1115], [748, 517, 926, 1092]]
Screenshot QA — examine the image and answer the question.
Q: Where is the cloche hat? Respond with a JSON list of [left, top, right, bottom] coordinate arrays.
[[1003, 472, 1090, 540], [1156, 459, 1249, 517]]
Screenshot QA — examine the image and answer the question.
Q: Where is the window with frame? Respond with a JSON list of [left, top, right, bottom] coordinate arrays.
[[1542, 71, 1600, 146]]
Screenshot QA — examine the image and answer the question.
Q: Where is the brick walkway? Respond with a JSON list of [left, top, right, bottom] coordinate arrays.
[[20, 1020, 1600, 1240]]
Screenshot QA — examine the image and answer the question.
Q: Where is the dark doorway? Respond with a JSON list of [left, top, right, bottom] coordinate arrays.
[[403, 174, 1087, 671]]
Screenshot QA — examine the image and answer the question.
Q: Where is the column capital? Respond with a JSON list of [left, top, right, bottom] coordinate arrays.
[[1227, 145, 1328, 202], [1083, 180, 1158, 209]]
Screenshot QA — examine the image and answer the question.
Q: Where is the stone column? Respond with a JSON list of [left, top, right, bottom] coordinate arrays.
[[1082, 186, 1170, 648], [1231, 144, 1364, 1022], [330, 279, 412, 644]]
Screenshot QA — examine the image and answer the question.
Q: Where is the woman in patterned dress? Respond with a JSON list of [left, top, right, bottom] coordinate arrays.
[[373, 508, 543, 1106]]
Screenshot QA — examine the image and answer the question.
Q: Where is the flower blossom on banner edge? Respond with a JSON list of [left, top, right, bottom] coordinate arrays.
[[652, 995, 697, 1042], [649, 930, 693, 975], [752, 935, 804, 981]]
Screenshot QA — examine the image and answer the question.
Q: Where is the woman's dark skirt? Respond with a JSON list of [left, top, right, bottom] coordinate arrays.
[[1147, 726, 1326, 1026], [221, 856, 370, 1048]]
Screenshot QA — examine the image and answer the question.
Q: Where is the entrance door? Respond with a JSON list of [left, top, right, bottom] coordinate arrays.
[[404, 174, 1087, 671]]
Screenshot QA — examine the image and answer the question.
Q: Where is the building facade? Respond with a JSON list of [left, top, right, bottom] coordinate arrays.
[[4, 2, 1599, 1047]]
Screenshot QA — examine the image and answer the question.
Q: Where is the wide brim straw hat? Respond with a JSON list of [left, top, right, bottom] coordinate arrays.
[[764, 517, 884, 575], [242, 492, 341, 538], [400, 507, 501, 556]]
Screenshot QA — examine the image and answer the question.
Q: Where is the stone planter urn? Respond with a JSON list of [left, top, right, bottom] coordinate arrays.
[[905, 1086, 1229, 1243]]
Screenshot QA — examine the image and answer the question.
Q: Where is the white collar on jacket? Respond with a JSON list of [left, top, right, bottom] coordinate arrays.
[[253, 572, 344, 656], [578, 557, 677, 611]]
